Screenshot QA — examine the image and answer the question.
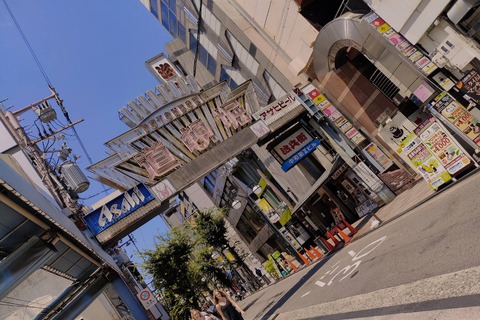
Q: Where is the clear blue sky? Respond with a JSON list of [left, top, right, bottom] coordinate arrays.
[[1, 0, 171, 257]]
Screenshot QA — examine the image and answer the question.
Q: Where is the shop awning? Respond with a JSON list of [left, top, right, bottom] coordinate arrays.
[[291, 157, 343, 215]]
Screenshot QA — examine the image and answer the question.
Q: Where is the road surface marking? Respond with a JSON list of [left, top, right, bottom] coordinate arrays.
[[352, 236, 387, 261], [348, 250, 356, 257], [315, 280, 326, 287], [301, 291, 311, 297]]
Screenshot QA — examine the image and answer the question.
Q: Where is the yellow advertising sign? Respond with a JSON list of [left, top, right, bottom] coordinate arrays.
[[377, 23, 391, 33], [256, 199, 280, 223], [313, 93, 326, 105]]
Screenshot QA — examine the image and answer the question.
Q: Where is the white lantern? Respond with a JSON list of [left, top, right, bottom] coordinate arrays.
[[232, 199, 242, 210], [252, 185, 262, 196]]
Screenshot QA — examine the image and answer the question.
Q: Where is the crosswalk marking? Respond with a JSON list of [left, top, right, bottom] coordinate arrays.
[[301, 291, 311, 297], [315, 280, 326, 287]]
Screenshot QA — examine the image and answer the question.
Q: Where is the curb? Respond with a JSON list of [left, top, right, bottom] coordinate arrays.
[[243, 167, 480, 307], [350, 166, 480, 243]]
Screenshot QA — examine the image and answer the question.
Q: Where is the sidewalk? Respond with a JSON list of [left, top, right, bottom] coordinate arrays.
[[348, 181, 435, 241]]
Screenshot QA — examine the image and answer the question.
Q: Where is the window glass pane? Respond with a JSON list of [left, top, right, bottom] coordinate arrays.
[[230, 79, 237, 89], [178, 23, 186, 43], [211, 170, 217, 179], [220, 68, 230, 83], [161, 2, 169, 30], [169, 13, 178, 38], [199, 45, 208, 66], [207, 55, 216, 76], [189, 31, 197, 54], [150, 0, 158, 18], [169, 0, 176, 14], [236, 216, 255, 243]]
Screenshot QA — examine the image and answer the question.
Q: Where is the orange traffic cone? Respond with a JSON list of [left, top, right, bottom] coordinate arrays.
[[327, 230, 340, 245], [287, 259, 298, 271], [322, 237, 335, 251], [343, 219, 358, 235], [310, 245, 323, 259], [304, 247, 315, 260], [335, 227, 352, 243], [297, 251, 310, 265]]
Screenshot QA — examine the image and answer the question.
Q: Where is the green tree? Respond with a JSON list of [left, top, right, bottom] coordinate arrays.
[[140, 219, 231, 320], [193, 208, 260, 288], [141, 226, 200, 320]]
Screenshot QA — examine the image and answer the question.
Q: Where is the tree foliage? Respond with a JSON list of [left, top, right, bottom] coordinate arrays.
[[192, 208, 228, 250], [140, 208, 232, 320]]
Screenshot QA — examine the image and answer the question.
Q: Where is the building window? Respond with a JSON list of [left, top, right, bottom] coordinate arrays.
[[169, 14, 178, 38], [150, 0, 159, 18], [178, 22, 186, 43], [264, 71, 287, 100], [202, 171, 217, 197], [225, 31, 259, 75], [168, 0, 176, 14], [161, 0, 178, 37], [220, 66, 243, 89], [189, 30, 217, 76], [207, 58, 217, 77], [161, 1, 169, 31], [236, 205, 265, 243], [189, 31, 198, 54]]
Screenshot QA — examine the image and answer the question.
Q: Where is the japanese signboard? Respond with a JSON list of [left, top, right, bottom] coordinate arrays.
[[146, 54, 182, 85], [256, 199, 280, 223], [305, 89, 365, 145], [134, 142, 180, 180], [281, 139, 321, 172], [363, 143, 394, 172], [252, 94, 299, 125], [364, 12, 438, 75], [398, 133, 451, 189], [83, 184, 155, 236], [431, 92, 480, 146], [352, 162, 384, 192], [414, 117, 471, 176], [273, 128, 314, 161], [455, 69, 480, 107]]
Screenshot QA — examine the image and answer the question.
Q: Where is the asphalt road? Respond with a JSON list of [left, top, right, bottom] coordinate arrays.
[[239, 171, 480, 319]]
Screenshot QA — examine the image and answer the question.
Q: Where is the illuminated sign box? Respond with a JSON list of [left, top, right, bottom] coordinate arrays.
[[281, 139, 321, 172], [83, 183, 155, 236]]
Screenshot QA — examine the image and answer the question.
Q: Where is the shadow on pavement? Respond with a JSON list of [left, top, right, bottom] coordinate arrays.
[[260, 255, 337, 319], [252, 292, 284, 320], [297, 294, 480, 320], [243, 295, 261, 312]]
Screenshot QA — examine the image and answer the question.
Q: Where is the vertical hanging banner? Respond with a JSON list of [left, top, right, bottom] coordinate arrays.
[[398, 133, 451, 189], [305, 89, 365, 145], [362, 143, 394, 173], [256, 199, 281, 223], [414, 117, 472, 176]]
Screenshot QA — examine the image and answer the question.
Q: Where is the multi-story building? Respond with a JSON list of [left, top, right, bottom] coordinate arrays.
[[140, 0, 318, 106]]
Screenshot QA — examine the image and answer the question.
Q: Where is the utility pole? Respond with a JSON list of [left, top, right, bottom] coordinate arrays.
[[0, 93, 86, 215]]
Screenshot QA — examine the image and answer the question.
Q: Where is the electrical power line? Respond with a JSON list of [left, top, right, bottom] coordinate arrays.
[[2, 0, 52, 86], [2, 0, 110, 196]]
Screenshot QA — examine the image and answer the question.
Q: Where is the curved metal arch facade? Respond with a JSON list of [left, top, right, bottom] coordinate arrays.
[[313, 13, 370, 77]]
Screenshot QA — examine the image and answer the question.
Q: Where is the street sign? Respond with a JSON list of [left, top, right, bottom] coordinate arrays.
[[137, 288, 157, 310]]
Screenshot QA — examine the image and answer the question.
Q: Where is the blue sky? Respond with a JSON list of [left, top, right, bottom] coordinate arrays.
[[1, 0, 171, 257]]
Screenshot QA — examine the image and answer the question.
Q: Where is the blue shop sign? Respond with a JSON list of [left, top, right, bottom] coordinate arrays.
[[281, 139, 320, 172], [83, 183, 154, 235]]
